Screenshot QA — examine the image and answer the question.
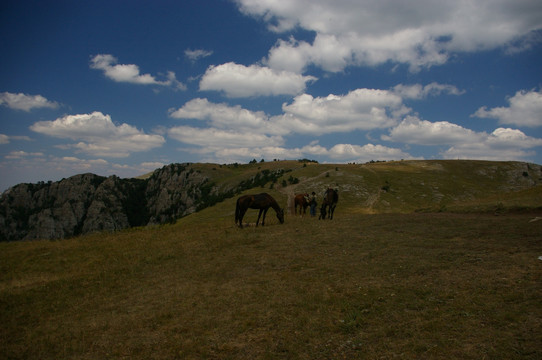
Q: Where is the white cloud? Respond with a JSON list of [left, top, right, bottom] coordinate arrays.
[[264, 37, 313, 73], [185, 48, 213, 62], [275, 88, 408, 135], [384, 117, 542, 161], [327, 143, 418, 162], [382, 116, 483, 145], [214, 143, 417, 164], [167, 89, 417, 162], [443, 127, 542, 160], [0, 92, 59, 111], [90, 54, 186, 90], [237, 0, 542, 72], [392, 82, 465, 100], [486, 127, 542, 149], [0, 151, 167, 191], [168, 126, 283, 149], [384, 116, 542, 161], [473, 89, 542, 127], [169, 98, 283, 134], [170, 88, 411, 139], [266, 34, 354, 73], [199, 62, 316, 97], [0, 134, 33, 145], [214, 146, 304, 162], [5, 150, 44, 159], [30, 112, 165, 157], [168, 99, 286, 158], [167, 86, 542, 164]]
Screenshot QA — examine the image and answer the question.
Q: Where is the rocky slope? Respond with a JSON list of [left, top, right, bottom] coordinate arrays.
[[0, 164, 212, 241]]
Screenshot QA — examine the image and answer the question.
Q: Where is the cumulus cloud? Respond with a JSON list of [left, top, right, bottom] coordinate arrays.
[[327, 143, 418, 162], [199, 62, 316, 97], [210, 142, 417, 164], [167, 84, 542, 164], [30, 112, 165, 157], [486, 127, 542, 149], [185, 48, 213, 62], [392, 82, 465, 100], [168, 98, 286, 158], [443, 128, 542, 160], [169, 98, 283, 134], [236, 0, 542, 72], [472, 89, 542, 127], [265, 34, 355, 73], [170, 87, 412, 139], [167, 87, 420, 162], [275, 88, 408, 135], [90, 54, 186, 90], [0, 92, 59, 111], [383, 116, 542, 161], [166, 92, 423, 163], [5, 150, 44, 159], [168, 126, 283, 149], [382, 116, 483, 145], [0, 134, 32, 144], [214, 146, 304, 162]]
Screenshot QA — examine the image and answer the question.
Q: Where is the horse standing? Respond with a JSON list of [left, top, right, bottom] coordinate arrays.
[[319, 188, 338, 220], [235, 193, 284, 228], [294, 193, 310, 216]]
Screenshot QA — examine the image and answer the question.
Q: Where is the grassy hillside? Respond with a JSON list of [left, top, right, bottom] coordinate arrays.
[[186, 159, 542, 215], [1, 160, 542, 359]]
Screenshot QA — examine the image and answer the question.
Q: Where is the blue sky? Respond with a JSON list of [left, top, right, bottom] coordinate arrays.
[[1, 0, 541, 191]]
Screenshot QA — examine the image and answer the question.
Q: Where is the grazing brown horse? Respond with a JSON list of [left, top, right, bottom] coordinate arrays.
[[294, 193, 310, 215], [235, 193, 284, 228], [319, 188, 338, 220]]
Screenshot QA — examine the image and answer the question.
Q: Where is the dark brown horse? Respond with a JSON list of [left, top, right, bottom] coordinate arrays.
[[294, 193, 310, 215], [235, 193, 284, 228], [319, 188, 338, 220]]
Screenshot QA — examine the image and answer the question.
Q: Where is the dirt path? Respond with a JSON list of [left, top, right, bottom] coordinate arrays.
[[365, 189, 383, 209]]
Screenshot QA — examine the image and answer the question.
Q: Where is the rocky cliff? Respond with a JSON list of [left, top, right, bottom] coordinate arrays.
[[0, 163, 216, 241]]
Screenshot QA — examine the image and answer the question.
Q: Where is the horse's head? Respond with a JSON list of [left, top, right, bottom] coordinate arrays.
[[276, 208, 285, 224]]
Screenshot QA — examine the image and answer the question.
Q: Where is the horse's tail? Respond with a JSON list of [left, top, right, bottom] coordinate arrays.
[[235, 198, 240, 224]]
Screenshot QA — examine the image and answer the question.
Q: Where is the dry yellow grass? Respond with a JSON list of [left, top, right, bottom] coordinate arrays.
[[2, 160, 542, 358], [1, 192, 541, 359]]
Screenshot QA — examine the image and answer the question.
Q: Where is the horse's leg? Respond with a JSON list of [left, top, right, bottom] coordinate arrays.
[[256, 209, 263, 226], [239, 209, 247, 228], [261, 208, 269, 226], [319, 204, 326, 219]]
